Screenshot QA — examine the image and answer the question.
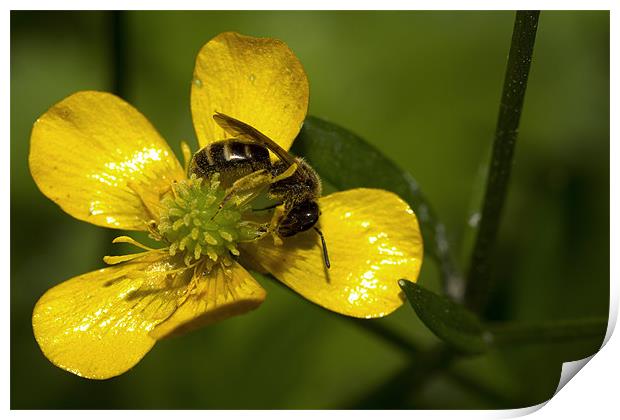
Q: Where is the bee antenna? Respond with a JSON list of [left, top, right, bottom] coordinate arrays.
[[313, 227, 331, 269]]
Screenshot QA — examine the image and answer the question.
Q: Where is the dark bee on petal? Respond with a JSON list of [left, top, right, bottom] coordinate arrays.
[[189, 113, 330, 268]]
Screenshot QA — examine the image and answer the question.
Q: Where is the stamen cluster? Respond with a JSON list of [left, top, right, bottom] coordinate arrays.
[[157, 174, 260, 268]]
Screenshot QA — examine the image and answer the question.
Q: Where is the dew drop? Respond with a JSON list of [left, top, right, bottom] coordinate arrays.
[[468, 212, 481, 227]]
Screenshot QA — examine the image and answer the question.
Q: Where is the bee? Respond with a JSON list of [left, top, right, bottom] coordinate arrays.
[[189, 112, 330, 268]]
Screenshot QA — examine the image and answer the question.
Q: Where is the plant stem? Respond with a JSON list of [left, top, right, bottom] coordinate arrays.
[[488, 317, 607, 346], [465, 11, 540, 312], [111, 11, 128, 97]]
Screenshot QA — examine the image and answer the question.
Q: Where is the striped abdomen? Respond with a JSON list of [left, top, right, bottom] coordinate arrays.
[[189, 140, 271, 186]]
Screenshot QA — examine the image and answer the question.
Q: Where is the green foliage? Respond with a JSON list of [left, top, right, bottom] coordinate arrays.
[[399, 280, 488, 354], [465, 11, 540, 311]]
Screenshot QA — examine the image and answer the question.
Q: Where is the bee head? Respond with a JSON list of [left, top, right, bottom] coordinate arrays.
[[278, 200, 320, 237]]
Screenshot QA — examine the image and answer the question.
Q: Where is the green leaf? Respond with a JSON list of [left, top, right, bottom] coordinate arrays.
[[293, 116, 464, 299], [398, 279, 489, 354]]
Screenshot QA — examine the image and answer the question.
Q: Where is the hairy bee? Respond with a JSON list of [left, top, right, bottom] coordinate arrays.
[[189, 112, 330, 268]]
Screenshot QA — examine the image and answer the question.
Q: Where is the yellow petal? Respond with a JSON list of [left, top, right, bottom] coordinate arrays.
[[151, 261, 266, 339], [243, 189, 423, 318], [191, 32, 309, 150], [29, 91, 185, 231], [32, 253, 189, 379]]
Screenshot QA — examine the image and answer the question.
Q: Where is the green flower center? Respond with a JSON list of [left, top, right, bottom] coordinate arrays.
[[157, 173, 262, 268]]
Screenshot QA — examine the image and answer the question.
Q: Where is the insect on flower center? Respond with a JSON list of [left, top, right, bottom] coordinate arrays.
[[157, 173, 262, 269]]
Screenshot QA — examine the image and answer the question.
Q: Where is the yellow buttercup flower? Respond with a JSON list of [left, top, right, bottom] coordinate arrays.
[[29, 32, 423, 379]]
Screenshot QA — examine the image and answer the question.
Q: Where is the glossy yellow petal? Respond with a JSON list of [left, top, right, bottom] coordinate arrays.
[[191, 32, 309, 150], [29, 91, 185, 231], [151, 262, 266, 339], [32, 253, 189, 379], [243, 189, 423, 318]]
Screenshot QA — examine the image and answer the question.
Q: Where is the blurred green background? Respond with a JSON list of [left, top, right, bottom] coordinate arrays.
[[10, 11, 609, 409]]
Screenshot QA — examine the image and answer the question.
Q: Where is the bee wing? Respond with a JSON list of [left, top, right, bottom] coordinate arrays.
[[213, 112, 296, 165]]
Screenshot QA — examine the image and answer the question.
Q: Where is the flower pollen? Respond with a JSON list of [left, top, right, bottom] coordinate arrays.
[[157, 173, 261, 269]]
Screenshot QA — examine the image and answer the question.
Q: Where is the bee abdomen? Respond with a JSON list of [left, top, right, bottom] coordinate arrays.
[[190, 140, 270, 181]]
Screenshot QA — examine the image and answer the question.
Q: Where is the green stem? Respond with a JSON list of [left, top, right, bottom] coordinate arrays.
[[488, 317, 607, 346], [465, 11, 540, 312], [111, 11, 128, 97]]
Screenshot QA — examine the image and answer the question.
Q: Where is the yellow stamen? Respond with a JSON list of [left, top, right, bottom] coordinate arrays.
[[204, 232, 218, 245], [180, 141, 192, 173], [169, 242, 178, 256], [112, 236, 156, 251], [104, 250, 153, 265], [207, 249, 218, 262], [219, 230, 233, 242], [226, 243, 240, 256]]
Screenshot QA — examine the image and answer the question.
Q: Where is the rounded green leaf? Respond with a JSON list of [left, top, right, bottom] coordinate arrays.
[[399, 279, 489, 354]]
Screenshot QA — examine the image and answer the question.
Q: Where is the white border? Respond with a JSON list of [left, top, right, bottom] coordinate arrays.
[[4, 2, 617, 418], [2, 1, 617, 11]]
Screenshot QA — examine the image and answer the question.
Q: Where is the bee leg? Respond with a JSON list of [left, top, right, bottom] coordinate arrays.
[[271, 233, 284, 246], [146, 220, 163, 241], [267, 205, 286, 246], [210, 170, 273, 221], [224, 169, 272, 205], [218, 163, 298, 213], [252, 202, 283, 212], [250, 223, 272, 241]]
